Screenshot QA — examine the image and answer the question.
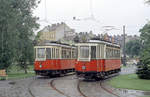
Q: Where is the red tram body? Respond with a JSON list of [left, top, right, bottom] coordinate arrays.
[[34, 42, 77, 76], [75, 40, 121, 79]]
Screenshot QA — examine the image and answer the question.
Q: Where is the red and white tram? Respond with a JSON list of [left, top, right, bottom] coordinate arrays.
[[34, 42, 77, 76], [75, 40, 121, 80]]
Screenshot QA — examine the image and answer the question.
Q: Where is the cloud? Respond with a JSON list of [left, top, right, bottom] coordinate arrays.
[[34, 0, 150, 35]]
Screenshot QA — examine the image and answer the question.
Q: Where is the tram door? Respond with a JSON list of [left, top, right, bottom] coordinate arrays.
[[91, 46, 96, 59], [91, 46, 99, 72]]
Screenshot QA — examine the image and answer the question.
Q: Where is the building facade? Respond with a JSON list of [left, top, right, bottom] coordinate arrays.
[[37, 22, 75, 43]]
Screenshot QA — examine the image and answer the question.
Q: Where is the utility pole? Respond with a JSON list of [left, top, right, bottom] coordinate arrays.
[[123, 25, 126, 66]]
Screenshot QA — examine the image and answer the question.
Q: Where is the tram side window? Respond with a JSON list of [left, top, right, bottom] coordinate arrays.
[[91, 46, 96, 59], [37, 48, 45, 58], [56, 49, 59, 58], [101, 45, 104, 58], [52, 48, 54, 58], [72, 50, 75, 59], [118, 50, 120, 58], [80, 46, 89, 58], [46, 48, 51, 59], [54, 48, 55, 58], [62, 48, 67, 59], [114, 50, 117, 58], [72, 48, 77, 59], [66, 49, 71, 58], [106, 48, 108, 58], [97, 45, 101, 59], [69, 50, 71, 58]]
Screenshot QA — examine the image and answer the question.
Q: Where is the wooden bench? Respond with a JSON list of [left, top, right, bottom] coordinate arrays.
[[0, 70, 8, 80]]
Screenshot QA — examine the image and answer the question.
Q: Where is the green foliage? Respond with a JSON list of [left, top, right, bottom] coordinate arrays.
[[136, 49, 150, 79], [126, 39, 141, 58], [136, 64, 150, 79], [0, 0, 20, 69], [0, 0, 39, 72], [136, 22, 150, 79]]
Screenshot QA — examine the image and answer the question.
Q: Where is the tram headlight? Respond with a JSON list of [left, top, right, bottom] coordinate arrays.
[[82, 66, 86, 70], [39, 64, 42, 68]]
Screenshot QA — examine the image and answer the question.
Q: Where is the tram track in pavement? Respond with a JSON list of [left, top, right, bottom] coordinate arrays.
[[50, 78, 71, 97], [100, 81, 120, 97], [77, 73, 121, 97], [77, 80, 119, 97], [100, 73, 121, 97], [27, 73, 120, 97], [77, 80, 88, 97], [28, 77, 37, 97], [49, 73, 76, 97], [49, 73, 90, 97], [49, 73, 120, 97]]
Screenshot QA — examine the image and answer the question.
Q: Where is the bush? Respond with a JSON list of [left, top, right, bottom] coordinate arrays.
[[136, 61, 150, 79]]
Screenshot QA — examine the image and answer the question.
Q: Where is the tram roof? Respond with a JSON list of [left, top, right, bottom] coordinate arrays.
[[35, 41, 76, 48], [76, 40, 120, 48]]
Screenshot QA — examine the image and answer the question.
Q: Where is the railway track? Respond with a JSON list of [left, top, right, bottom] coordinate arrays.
[[50, 78, 71, 97], [49, 73, 89, 97], [27, 74, 120, 97], [100, 81, 120, 97], [100, 73, 120, 97], [77, 80, 88, 97], [77, 77, 120, 97], [49, 73, 76, 97], [28, 77, 36, 97]]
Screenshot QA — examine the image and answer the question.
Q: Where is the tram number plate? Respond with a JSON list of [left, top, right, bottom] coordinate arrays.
[[82, 66, 86, 70]]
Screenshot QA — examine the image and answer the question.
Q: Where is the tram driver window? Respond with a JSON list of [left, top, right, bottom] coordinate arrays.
[[37, 48, 45, 58], [91, 46, 96, 59], [80, 46, 89, 58]]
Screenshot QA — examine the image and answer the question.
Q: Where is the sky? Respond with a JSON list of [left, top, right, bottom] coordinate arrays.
[[34, 0, 150, 36]]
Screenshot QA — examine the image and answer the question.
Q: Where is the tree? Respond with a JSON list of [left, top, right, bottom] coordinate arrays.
[[0, 0, 20, 69], [15, 0, 39, 73], [136, 22, 150, 79], [125, 39, 141, 58], [136, 49, 150, 79], [0, 0, 39, 73]]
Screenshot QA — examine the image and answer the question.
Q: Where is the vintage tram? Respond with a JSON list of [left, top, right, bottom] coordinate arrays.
[[75, 40, 121, 80], [34, 42, 77, 76]]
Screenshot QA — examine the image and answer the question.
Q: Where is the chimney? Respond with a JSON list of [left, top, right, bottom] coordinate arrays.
[[111, 36, 114, 43], [61, 22, 64, 25], [57, 23, 60, 26]]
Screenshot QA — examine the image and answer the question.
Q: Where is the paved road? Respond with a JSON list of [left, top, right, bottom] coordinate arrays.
[[0, 65, 149, 97], [0, 77, 34, 97]]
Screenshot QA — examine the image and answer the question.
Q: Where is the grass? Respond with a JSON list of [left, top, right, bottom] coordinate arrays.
[[109, 74, 150, 91], [7, 72, 35, 80], [0, 65, 35, 80]]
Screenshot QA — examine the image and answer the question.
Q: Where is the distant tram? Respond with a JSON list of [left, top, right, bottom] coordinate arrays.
[[34, 42, 77, 76], [75, 40, 121, 80]]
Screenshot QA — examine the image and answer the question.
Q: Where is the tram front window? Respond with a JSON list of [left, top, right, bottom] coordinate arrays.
[[80, 46, 89, 59], [37, 48, 45, 58]]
